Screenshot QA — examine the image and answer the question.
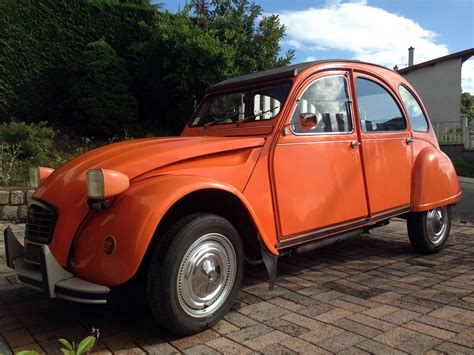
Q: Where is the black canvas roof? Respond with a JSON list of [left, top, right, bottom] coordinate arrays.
[[207, 59, 386, 92]]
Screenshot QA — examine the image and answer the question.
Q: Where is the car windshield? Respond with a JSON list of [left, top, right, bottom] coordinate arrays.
[[189, 81, 292, 127]]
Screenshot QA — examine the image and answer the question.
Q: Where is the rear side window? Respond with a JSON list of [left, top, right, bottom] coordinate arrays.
[[399, 85, 429, 132], [356, 78, 406, 132]]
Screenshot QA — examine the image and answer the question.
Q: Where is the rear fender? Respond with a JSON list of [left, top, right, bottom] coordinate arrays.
[[411, 147, 462, 211], [71, 175, 276, 286]]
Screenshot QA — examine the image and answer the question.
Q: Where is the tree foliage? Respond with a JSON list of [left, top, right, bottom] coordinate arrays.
[[461, 92, 474, 118], [71, 39, 138, 136]]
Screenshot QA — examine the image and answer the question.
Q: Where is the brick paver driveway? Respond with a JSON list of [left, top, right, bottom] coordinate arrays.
[[0, 220, 473, 354]]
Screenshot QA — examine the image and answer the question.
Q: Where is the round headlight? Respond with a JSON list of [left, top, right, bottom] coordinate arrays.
[[86, 168, 129, 200], [29, 166, 55, 188]]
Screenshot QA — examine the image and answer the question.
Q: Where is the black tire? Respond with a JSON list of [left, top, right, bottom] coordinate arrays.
[[407, 206, 451, 254], [147, 213, 244, 335]]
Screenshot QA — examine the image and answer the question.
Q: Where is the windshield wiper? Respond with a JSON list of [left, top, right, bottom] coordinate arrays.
[[203, 111, 240, 128], [236, 106, 280, 125]]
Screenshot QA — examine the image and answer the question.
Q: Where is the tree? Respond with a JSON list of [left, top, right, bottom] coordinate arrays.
[[189, 0, 294, 72], [70, 39, 139, 137], [130, 1, 294, 133], [461, 92, 473, 119]]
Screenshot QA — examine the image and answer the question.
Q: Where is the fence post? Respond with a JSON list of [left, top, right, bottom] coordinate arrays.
[[462, 116, 468, 149]]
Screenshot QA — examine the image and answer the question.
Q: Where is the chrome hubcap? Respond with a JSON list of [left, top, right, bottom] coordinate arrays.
[[177, 233, 236, 318], [426, 207, 448, 245]]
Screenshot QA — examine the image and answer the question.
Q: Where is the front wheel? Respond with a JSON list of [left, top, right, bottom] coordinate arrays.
[[147, 214, 244, 335], [407, 206, 451, 254]]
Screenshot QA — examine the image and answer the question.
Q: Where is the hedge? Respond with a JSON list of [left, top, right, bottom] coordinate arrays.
[[0, 0, 154, 125]]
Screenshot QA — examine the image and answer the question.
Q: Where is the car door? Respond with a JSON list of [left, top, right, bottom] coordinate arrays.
[[354, 75, 412, 215], [273, 71, 369, 245]]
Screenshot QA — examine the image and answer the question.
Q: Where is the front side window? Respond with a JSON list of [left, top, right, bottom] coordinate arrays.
[[356, 78, 406, 132], [291, 76, 353, 134], [399, 85, 429, 132], [189, 81, 292, 127]]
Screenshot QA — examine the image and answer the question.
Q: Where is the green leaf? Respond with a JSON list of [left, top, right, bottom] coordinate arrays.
[[16, 351, 39, 355], [60, 349, 71, 355], [58, 339, 74, 351], [76, 336, 96, 355]]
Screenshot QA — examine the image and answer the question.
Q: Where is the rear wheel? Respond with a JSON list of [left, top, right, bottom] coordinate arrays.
[[147, 214, 243, 335], [407, 206, 451, 254]]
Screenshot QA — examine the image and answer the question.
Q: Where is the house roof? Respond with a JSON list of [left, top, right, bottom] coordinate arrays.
[[398, 48, 474, 74]]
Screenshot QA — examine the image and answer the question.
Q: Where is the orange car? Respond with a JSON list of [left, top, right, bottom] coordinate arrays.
[[4, 60, 462, 334]]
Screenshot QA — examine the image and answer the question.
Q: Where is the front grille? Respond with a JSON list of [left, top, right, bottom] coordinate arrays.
[[24, 200, 58, 264], [25, 201, 57, 243]]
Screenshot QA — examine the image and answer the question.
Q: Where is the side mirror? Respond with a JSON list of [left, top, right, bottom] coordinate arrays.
[[299, 113, 317, 130]]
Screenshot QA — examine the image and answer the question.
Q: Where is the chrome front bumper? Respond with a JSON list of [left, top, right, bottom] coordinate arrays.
[[3, 226, 110, 304]]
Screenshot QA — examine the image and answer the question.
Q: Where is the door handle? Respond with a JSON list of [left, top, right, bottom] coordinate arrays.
[[351, 140, 360, 149], [406, 137, 415, 145]]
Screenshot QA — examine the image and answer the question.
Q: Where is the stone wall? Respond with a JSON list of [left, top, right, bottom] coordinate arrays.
[[0, 187, 34, 222]]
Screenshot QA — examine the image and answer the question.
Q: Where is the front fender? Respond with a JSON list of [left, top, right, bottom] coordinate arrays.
[[71, 174, 276, 286], [411, 147, 462, 211]]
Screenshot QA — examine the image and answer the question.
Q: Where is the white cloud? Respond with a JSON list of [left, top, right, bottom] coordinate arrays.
[[462, 59, 474, 94], [277, 1, 449, 69], [305, 56, 318, 62]]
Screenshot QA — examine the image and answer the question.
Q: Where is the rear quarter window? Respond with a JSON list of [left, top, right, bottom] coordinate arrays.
[[398, 85, 429, 132]]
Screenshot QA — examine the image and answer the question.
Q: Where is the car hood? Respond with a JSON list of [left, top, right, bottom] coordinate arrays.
[[36, 136, 265, 198]]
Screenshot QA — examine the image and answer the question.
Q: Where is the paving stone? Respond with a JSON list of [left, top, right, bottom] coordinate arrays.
[[373, 327, 418, 348], [239, 300, 290, 322], [347, 313, 396, 331], [333, 318, 382, 338], [416, 314, 467, 333], [170, 329, 220, 351], [2, 328, 35, 348], [356, 339, 407, 355], [338, 346, 371, 355], [382, 309, 421, 325], [362, 304, 399, 318], [206, 337, 253, 354], [314, 308, 354, 323], [136, 340, 178, 354], [429, 305, 474, 326], [435, 341, 474, 354], [450, 328, 474, 348], [227, 323, 273, 343], [11, 342, 45, 354], [279, 337, 331, 355], [211, 319, 240, 335], [223, 311, 258, 328], [263, 317, 311, 337], [403, 320, 456, 340], [317, 331, 365, 353], [396, 333, 443, 353], [243, 330, 292, 350], [184, 344, 220, 354]]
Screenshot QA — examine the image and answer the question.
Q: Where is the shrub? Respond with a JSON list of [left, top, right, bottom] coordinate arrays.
[[452, 157, 474, 178], [0, 120, 58, 185]]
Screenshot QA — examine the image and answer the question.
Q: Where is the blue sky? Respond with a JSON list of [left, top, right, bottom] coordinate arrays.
[[159, 0, 474, 93]]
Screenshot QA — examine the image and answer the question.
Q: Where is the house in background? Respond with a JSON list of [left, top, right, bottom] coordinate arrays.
[[397, 47, 474, 124]]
